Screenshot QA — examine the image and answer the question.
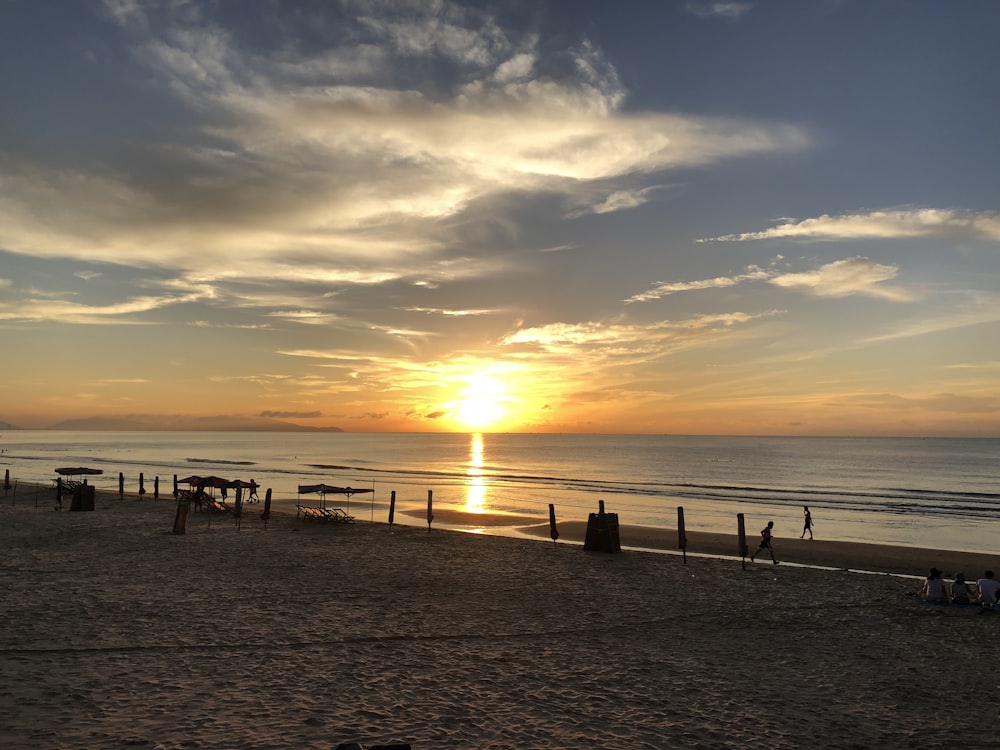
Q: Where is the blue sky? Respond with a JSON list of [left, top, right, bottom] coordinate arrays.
[[1, 0, 998, 435]]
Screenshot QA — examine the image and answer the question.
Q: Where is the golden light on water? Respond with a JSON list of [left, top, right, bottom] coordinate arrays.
[[465, 432, 487, 513]]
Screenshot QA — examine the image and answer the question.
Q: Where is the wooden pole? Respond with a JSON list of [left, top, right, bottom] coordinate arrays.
[[154, 476, 160, 501], [426, 489, 433, 531], [262, 488, 272, 530], [737, 513, 748, 570], [234, 487, 243, 531], [119, 472, 124, 500], [678, 506, 687, 564], [388, 490, 396, 529]]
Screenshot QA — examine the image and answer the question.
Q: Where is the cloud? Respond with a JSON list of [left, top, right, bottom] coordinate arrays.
[[258, 410, 322, 419], [770, 257, 912, 301], [0, 288, 214, 324], [0, 2, 810, 293], [568, 185, 665, 217], [626, 266, 771, 303], [627, 257, 912, 302], [700, 208, 1000, 242], [831, 392, 1000, 414], [685, 2, 753, 21], [500, 311, 777, 359]]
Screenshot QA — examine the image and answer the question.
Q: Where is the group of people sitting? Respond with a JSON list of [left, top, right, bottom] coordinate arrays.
[[919, 568, 1000, 606]]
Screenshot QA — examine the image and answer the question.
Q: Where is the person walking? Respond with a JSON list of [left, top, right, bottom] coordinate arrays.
[[750, 521, 778, 564], [800, 506, 814, 540]]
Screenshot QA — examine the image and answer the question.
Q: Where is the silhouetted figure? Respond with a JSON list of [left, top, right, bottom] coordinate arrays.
[[977, 570, 1000, 607], [951, 573, 972, 605], [920, 567, 947, 604], [800, 506, 813, 540], [750, 521, 778, 564]]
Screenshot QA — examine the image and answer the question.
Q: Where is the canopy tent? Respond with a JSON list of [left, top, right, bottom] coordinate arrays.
[[297, 483, 374, 516], [55, 467, 104, 477]]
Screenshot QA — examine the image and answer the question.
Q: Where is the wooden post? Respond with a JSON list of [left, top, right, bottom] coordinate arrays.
[[119, 472, 124, 500], [139, 473, 146, 497], [154, 476, 160, 501], [388, 490, 396, 529], [737, 513, 748, 569], [426, 490, 433, 531], [262, 488, 272, 530], [173, 474, 178, 499], [678, 506, 687, 564], [172, 495, 190, 534], [234, 487, 243, 531]]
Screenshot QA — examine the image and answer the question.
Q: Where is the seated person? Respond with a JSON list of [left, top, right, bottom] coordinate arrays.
[[950, 573, 972, 605], [976, 570, 1000, 607], [919, 567, 948, 604]]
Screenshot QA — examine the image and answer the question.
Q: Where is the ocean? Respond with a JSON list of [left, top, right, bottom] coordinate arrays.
[[2, 431, 998, 555]]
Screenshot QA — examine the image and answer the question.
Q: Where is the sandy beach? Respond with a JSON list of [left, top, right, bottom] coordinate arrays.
[[2, 483, 999, 749]]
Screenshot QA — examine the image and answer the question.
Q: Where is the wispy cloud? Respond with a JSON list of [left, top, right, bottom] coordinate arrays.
[[1, 2, 810, 296], [0, 289, 213, 324], [628, 257, 912, 302], [568, 185, 666, 217], [700, 208, 1000, 242], [626, 266, 772, 303], [500, 311, 777, 359], [685, 2, 754, 21], [771, 257, 912, 301]]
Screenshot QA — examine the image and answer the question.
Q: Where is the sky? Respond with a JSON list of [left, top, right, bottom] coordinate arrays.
[[1, 0, 999, 435]]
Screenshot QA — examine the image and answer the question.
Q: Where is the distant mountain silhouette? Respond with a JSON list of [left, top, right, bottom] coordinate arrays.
[[43, 415, 344, 432]]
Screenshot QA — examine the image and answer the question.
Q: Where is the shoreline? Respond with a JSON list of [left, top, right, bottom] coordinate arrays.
[[407, 508, 997, 578], [6, 482, 995, 579]]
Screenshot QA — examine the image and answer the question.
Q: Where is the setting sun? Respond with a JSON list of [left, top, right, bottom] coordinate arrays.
[[452, 373, 509, 430]]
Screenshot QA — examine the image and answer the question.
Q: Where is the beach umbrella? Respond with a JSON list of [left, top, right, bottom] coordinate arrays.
[[118, 472, 124, 499], [388, 490, 396, 528], [154, 476, 160, 500], [548, 503, 559, 544], [4, 469, 10, 491], [139, 473, 146, 496], [427, 489, 433, 531]]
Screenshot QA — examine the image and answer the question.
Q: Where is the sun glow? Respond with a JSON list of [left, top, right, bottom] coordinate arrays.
[[453, 372, 509, 430]]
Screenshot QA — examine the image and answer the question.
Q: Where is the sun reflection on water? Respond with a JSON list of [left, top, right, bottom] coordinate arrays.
[[465, 432, 487, 513]]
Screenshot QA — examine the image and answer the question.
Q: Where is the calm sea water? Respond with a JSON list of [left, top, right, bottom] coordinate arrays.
[[2, 431, 998, 554]]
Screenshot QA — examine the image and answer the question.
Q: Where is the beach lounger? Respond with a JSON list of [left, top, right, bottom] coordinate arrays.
[[327, 507, 355, 523], [296, 504, 327, 520]]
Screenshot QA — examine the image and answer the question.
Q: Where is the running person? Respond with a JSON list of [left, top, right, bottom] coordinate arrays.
[[750, 521, 778, 564]]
